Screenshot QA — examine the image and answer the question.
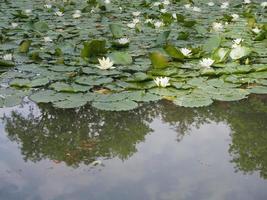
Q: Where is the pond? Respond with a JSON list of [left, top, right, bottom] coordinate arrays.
[[1, 0, 267, 199], [0, 96, 267, 200]]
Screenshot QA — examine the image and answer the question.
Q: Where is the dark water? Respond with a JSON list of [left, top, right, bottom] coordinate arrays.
[[0, 96, 267, 200]]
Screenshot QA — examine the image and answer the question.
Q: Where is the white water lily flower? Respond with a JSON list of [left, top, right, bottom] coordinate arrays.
[[220, 2, 229, 9], [243, 0, 251, 4], [261, 2, 267, 7], [117, 37, 130, 45], [160, 9, 167, 13], [154, 77, 170, 87], [127, 18, 140, 29], [145, 18, 154, 23], [72, 10, 81, 18], [132, 11, 141, 17], [233, 38, 243, 45], [208, 2, 215, 6], [200, 58, 215, 68], [232, 38, 243, 48], [104, 0, 110, 4], [3, 54, 12, 61], [97, 57, 115, 70], [154, 21, 164, 28], [44, 4, 52, 9], [153, 2, 161, 6], [25, 9, 32, 15], [11, 23, 18, 28], [55, 11, 64, 17], [212, 22, 224, 32], [162, 0, 170, 5], [180, 48, 192, 57], [44, 36, 52, 42], [127, 23, 136, 28], [192, 7, 201, 12], [172, 13, 177, 19], [231, 14, 239, 21], [133, 18, 140, 24], [252, 27, 261, 34], [184, 4, 191, 9]]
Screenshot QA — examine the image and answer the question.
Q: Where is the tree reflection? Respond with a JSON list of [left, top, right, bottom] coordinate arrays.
[[2, 96, 267, 179], [3, 103, 158, 167]]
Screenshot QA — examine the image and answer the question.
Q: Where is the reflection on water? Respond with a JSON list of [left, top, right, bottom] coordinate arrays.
[[1, 96, 267, 199]]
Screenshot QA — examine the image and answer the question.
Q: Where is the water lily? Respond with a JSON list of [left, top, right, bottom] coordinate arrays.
[[44, 4, 52, 9], [231, 14, 239, 21], [72, 10, 81, 18], [154, 77, 170, 87], [145, 19, 154, 24], [232, 38, 243, 48], [200, 58, 214, 68], [212, 22, 224, 32], [184, 4, 191, 9], [44, 37, 52, 42], [252, 27, 261, 34], [243, 0, 251, 4], [153, 2, 161, 6], [261, 2, 267, 7], [117, 37, 130, 45], [160, 8, 167, 13], [208, 2, 215, 6], [25, 9, 32, 14], [180, 48, 192, 57], [154, 21, 164, 28], [97, 57, 115, 70], [104, 0, 110, 4], [11, 23, 18, 28], [133, 18, 140, 24], [172, 13, 177, 19], [132, 11, 141, 17], [3, 54, 12, 61], [55, 11, 64, 17], [192, 7, 201, 12], [163, 0, 170, 5], [127, 18, 139, 28], [127, 23, 136, 28], [220, 2, 229, 9]]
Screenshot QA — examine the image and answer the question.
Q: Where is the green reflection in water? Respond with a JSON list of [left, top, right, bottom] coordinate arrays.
[[2, 96, 267, 179]]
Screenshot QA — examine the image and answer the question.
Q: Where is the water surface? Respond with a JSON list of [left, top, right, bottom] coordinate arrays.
[[0, 97, 267, 200]]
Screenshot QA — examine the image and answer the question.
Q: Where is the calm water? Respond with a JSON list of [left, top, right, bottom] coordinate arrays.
[[0, 97, 267, 200]]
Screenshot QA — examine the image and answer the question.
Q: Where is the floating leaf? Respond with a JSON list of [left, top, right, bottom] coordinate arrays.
[[10, 78, 31, 88], [164, 44, 184, 60], [30, 90, 65, 103], [211, 89, 249, 101], [33, 21, 49, 32], [248, 86, 267, 94], [81, 40, 107, 59], [109, 24, 124, 38], [92, 99, 138, 111], [53, 99, 87, 109], [109, 52, 132, 65], [174, 94, 213, 108], [156, 30, 171, 46], [127, 90, 161, 102], [19, 40, 31, 53], [149, 52, 168, 69], [203, 35, 221, 53], [230, 46, 251, 60]]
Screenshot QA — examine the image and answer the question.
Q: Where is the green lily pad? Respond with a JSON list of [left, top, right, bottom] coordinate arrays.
[[92, 99, 138, 111], [109, 52, 133, 65]]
